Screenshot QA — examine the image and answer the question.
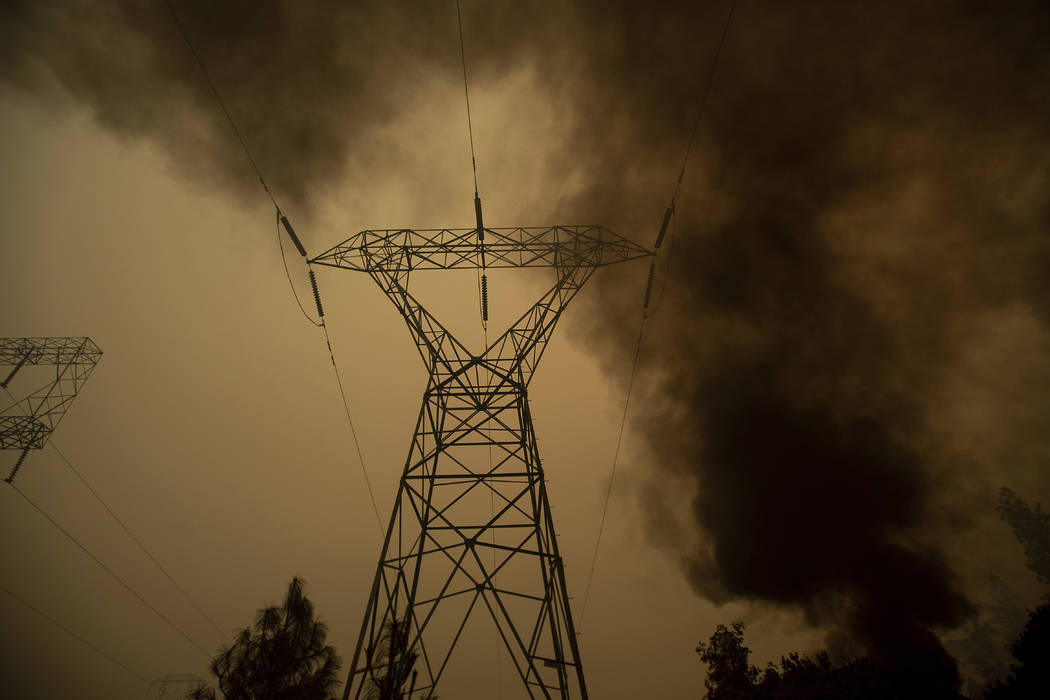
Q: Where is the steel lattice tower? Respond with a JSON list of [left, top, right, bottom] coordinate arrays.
[[312, 224, 650, 699], [1, 337, 102, 482]]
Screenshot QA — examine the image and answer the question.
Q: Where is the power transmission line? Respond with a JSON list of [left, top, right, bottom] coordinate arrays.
[[579, 314, 647, 630], [276, 210, 323, 327], [49, 442, 229, 639], [8, 482, 212, 659], [579, 0, 737, 629], [164, 0, 315, 325], [671, 0, 737, 201], [1, 386, 228, 640], [0, 581, 150, 684], [456, 0, 480, 196], [163, 0, 278, 210], [319, 320, 383, 533], [457, 6, 499, 690], [164, 0, 383, 535]]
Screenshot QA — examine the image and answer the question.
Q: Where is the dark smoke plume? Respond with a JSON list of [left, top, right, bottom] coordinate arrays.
[[7, 0, 1050, 683], [563, 0, 1050, 684], [2, 0, 493, 215]]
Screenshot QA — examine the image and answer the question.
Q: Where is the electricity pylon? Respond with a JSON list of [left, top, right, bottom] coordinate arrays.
[[1, 337, 102, 482], [312, 224, 651, 699]]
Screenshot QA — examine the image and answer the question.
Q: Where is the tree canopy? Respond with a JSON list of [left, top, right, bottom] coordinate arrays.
[[696, 621, 964, 699], [188, 577, 341, 700], [983, 604, 1050, 700], [996, 487, 1050, 589]]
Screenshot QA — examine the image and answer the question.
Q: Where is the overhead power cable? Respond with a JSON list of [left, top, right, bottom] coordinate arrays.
[[164, 0, 278, 210], [671, 0, 737, 201], [579, 0, 737, 630], [319, 318, 384, 534], [165, 0, 320, 326], [48, 442, 229, 639], [166, 1, 382, 535], [276, 210, 323, 327], [456, 0, 480, 196], [458, 5, 499, 689], [0, 388, 228, 642], [0, 581, 150, 684], [645, 202, 678, 318], [8, 483, 212, 660], [646, 0, 736, 322], [579, 314, 646, 630], [457, 0, 491, 330]]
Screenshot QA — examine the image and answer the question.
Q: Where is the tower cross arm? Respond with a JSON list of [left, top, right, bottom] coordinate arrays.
[[309, 226, 652, 272], [1, 337, 102, 459], [0, 337, 102, 365]]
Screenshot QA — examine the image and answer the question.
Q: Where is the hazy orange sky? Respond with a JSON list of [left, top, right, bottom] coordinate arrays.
[[2, 2, 1049, 699], [0, 7, 739, 698]]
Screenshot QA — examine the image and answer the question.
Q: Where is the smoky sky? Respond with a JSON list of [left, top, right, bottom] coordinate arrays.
[[572, 0, 1050, 677], [5, 0, 1050, 680]]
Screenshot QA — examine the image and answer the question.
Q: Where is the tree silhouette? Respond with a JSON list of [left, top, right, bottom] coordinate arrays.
[[696, 622, 759, 700], [187, 577, 341, 700], [696, 621, 964, 699], [996, 487, 1050, 590], [365, 618, 419, 700], [983, 604, 1050, 699], [946, 573, 1028, 692]]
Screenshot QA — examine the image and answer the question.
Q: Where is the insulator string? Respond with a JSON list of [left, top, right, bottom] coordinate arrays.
[[309, 268, 325, 318], [5, 448, 29, 483], [277, 210, 323, 326], [480, 274, 489, 323]]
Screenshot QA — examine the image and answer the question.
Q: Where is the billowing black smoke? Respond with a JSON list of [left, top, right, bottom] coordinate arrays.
[[556, 0, 1050, 684], [1, 0, 513, 214], [567, 0, 1050, 685], [7, 0, 1050, 685]]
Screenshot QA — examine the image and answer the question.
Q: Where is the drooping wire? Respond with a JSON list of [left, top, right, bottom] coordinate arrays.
[[48, 441, 228, 639], [0, 386, 227, 639], [579, 314, 646, 630], [7, 483, 212, 659], [0, 581, 150, 684], [168, 0, 379, 541], [164, 0, 277, 210], [169, 0, 381, 537], [166, 0, 323, 330], [319, 320, 384, 534], [459, 0, 491, 331], [460, 29, 496, 668], [456, 0, 479, 196], [579, 0, 737, 630], [276, 210, 323, 326], [671, 0, 737, 202]]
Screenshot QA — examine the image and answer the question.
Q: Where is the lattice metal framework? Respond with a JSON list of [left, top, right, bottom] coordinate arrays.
[[1, 337, 102, 481], [312, 226, 651, 699]]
